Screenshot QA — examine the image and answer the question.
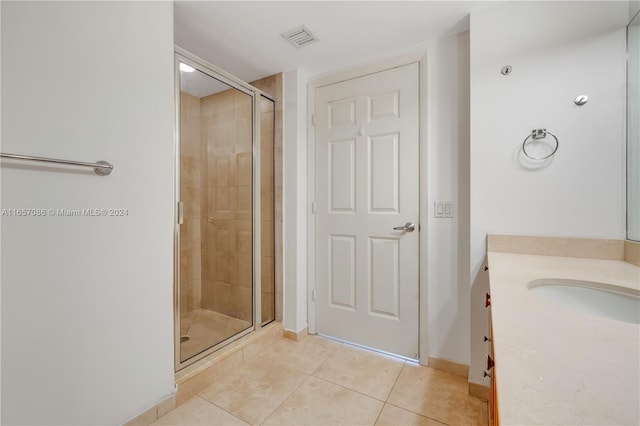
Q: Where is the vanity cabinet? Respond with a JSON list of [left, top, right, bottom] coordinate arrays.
[[485, 288, 498, 425], [488, 323, 498, 425]]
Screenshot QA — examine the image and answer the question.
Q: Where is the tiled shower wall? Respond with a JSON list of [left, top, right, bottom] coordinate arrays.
[[251, 74, 283, 323], [179, 73, 283, 324], [180, 92, 203, 313], [200, 88, 254, 321]]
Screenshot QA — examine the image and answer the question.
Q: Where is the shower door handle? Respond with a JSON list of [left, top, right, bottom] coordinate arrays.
[[177, 201, 184, 225]]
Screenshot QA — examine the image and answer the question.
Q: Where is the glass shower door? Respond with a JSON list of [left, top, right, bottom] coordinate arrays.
[[177, 60, 254, 366]]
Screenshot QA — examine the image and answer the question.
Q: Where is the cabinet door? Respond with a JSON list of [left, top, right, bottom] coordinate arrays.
[[488, 319, 498, 425]]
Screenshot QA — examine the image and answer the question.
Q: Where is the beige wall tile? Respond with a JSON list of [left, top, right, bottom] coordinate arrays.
[[251, 76, 277, 99], [212, 122, 236, 154], [210, 282, 233, 316], [235, 119, 253, 154], [124, 405, 157, 426], [260, 151, 275, 187], [206, 188, 216, 216], [187, 219, 200, 251], [187, 279, 201, 311], [427, 356, 469, 378], [468, 382, 490, 401], [184, 191, 201, 220], [236, 185, 252, 214], [180, 157, 198, 188], [215, 228, 234, 253], [231, 286, 253, 322], [156, 396, 176, 419], [235, 153, 252, 187], [187, 249, 201, 281], [215, 252, 234, 284], [261, 221, 274, 257], [179, 221, 189, 252], [261, 189, 274, 220], [261, 220, 276, 257], [215, 187, 230, 215], [236, 229, 252, 254], [180, 283, 188, 315], [261, 256, 274, 293], [237, 253, 252, 288], [261, 294, 275, 323], [234, 92, 252, 120], [260, 112, 274, 149], [214, 155, 229, 188], [275, 184, 283, 222], [260, 97, 275, 113], [275, 265, 283, 322], [200, 279, 214, 311], [275, 221, 283, 258], [199, 218, 208, 250]]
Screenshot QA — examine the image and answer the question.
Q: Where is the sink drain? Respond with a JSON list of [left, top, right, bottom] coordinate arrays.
[[180, 335, 190, 343]]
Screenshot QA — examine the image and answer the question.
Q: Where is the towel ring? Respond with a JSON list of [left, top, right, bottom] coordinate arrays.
[[522, 129, 558, 160]]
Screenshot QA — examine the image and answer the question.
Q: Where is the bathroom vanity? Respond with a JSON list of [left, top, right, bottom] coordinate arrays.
[[486, 235, 640, 425]]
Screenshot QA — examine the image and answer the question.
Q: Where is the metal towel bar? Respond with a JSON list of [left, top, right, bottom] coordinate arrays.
[[0, 152, 113, 176]]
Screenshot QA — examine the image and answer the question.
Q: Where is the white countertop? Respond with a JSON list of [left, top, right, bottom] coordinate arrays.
[[487, 252, 640, 425]]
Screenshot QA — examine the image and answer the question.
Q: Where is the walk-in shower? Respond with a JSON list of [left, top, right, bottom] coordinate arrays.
[[174, 50, 276, 370]]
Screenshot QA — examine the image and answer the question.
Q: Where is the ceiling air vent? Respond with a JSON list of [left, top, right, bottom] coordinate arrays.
[[281, 26, 317, 48]]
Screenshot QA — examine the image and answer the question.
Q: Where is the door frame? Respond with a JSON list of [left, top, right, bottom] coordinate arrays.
[[307, 52, 430, 365]]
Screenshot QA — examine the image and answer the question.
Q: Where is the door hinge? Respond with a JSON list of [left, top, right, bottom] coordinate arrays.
[[312, 289, 316, 301], [311, 202, 317, 213], [312, 114, 316, 126]]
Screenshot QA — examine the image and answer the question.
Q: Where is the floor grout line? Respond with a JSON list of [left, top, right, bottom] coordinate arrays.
[[384, 360, 406, 403], [308, 341, 343, 376], [369, 360, 407, 425], [258, 373, 313, 425], [311, 374, 394, 404], [384, 401, 449, 425], [171, 329, 486, 426], [194, 394, 251, 425]]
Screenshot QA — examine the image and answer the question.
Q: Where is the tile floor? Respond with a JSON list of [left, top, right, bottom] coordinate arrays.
[[157, 329, 487, 425], [180, 309, 251, 361]]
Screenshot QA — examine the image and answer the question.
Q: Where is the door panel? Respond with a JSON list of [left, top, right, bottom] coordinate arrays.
[[329, 139, 356, 212], [315, 63, 419, 359], [329, 235, 356, 310]]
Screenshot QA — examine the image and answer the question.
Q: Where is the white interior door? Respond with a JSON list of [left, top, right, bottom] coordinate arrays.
[[314, 63, 420, 359]]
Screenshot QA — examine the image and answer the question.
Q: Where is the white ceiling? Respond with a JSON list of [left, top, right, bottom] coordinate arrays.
[[174, 1, 499, 83]]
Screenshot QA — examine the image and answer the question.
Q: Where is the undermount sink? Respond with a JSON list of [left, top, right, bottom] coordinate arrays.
[[527, 279, 640, 324]]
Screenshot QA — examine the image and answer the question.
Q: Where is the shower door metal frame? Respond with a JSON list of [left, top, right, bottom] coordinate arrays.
[[173, 47, 273, 372]]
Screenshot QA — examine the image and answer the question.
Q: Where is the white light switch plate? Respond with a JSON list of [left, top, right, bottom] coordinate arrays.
[[434, 201, 454, 218]]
